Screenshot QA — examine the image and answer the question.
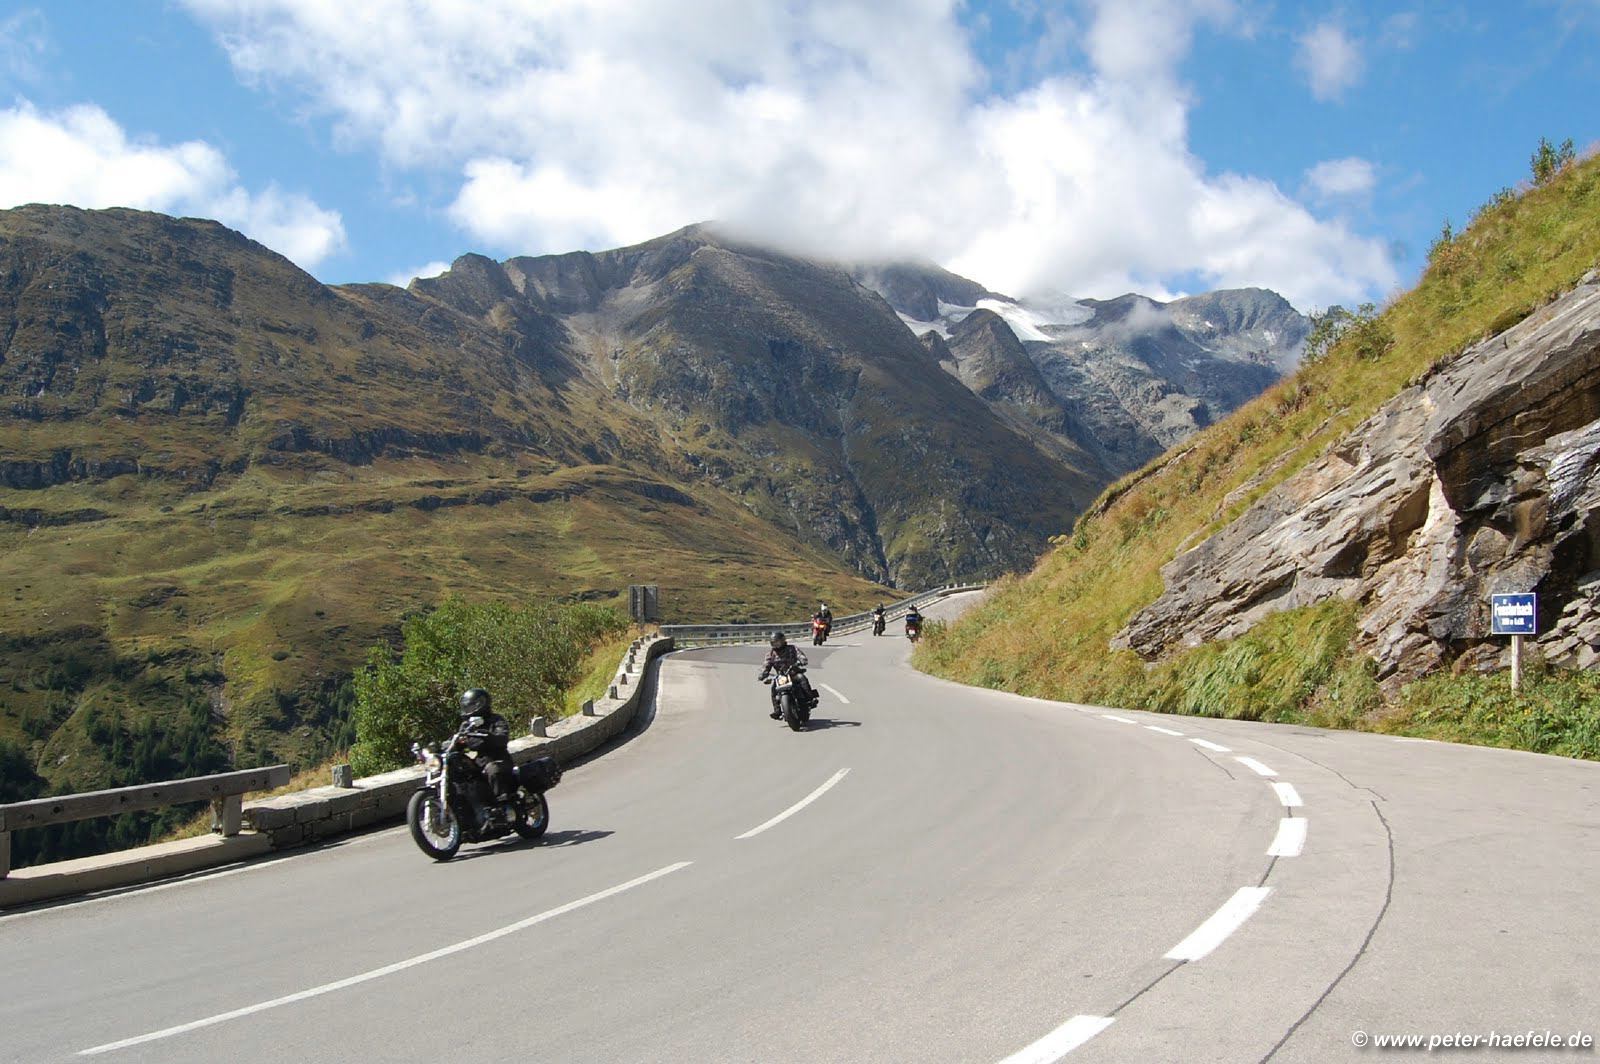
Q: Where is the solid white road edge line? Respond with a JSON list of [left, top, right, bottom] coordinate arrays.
[[1190, 738, 1231, 753], [819, 683, 851, 705], [1235, 756, 1278, 777], [1100, 714, 1138, 724], [998, 1015, 1116, 1064], [77, 861, 695, 1056], [1164, 886, 1272, 961], [1268, 818, 1308, 857], [1145, 725, 1184, 736], [1272, 781, 1304, 808], [735, 768, 851, 840]]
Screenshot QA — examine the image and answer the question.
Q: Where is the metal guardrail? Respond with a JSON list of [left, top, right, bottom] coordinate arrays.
[[660, 583, 986, 647], [0, 764, 292, 878]]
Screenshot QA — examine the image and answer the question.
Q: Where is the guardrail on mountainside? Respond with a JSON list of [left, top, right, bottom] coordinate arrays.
[[0, 637, 673, 909], [0, 764, 291, 879], [0, 584, 989, 907], [660, 583, 986, 647]]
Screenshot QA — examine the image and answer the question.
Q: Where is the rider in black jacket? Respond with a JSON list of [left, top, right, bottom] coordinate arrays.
[[456, 688, 514, 813], [757, 632, 816, 718]]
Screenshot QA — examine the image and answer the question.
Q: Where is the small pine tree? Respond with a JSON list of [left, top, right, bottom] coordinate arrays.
[[1530, 136, 1576, 186]]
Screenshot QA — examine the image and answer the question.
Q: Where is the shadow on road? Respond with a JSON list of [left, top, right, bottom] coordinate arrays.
[[458, 828, 615, 860], [805, 718, 861, 730]]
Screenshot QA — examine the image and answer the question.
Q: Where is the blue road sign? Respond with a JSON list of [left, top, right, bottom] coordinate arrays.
[[1490, 593, 1538, 636]]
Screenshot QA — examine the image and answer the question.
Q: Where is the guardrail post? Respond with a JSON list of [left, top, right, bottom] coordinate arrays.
[[581, 699, 596, 717], [1, 830, 10, 878], [529, 716, 549, 738], [609, 685, 619, 699], [211, 794, 243, 837], [331, 764, 354, 788]]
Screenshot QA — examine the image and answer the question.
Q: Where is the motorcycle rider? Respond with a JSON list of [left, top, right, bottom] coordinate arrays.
[[872, 603, 886, 635], [905, 604, 923, 636], [456, 688, 515, 818], [757, 632, 815, 718], [817, 602, 833, 627]]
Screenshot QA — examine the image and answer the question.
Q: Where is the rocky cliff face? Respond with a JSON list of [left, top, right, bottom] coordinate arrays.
[[1115, 271, 1600, 681]]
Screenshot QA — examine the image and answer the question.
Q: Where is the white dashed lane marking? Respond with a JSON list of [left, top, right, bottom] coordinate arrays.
[[1235, 756, 1278, 777], [1165, 886, 1272, 962], [78, 861, 694, 1056], [735, 769, 851, 840], [1268, 817, 1308, 857], [998, 1015, 1116, 1063]]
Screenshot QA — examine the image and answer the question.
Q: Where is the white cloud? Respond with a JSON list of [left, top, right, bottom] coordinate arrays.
[[0, 100, 346, 270], [1305, 157, 1377, 200], [384, 260, 451, 287], [181, 0, 1395, 309], [1297, 22, 1364, 101], [0, 9, 49, 84]]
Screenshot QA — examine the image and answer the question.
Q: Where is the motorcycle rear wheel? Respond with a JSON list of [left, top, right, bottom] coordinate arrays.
[[514, 790, 550, 840], [781, 691, 805, 731], [407, 790, 461, 861]]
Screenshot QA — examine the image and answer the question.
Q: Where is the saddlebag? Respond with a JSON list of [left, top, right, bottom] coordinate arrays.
[[517, 755, 563, 792]]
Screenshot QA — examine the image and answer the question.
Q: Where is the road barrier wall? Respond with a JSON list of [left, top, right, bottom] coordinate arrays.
[[0, 635, 674, 908]]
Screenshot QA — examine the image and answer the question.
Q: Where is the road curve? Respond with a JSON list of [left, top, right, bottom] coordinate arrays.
[[3, 593, 1597, 1063]]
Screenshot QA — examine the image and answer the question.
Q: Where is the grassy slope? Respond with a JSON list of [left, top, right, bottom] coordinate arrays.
[[0, 209, 902, 808], [918, 154, 1600, 759]]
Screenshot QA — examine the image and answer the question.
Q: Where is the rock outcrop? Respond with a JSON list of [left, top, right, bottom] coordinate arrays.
[[1114, 271, 1600, 681]]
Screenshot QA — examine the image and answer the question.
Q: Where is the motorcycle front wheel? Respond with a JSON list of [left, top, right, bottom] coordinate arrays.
[[407, 789, 462, 861], [514, 790, 550, 840], [781, 691, 805, 731]]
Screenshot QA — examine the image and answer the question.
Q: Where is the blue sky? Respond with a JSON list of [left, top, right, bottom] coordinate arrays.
[[0, 1, 1595, 312]]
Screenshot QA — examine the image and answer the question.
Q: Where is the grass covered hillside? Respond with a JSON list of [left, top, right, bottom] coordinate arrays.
[[0, 206, 895, 831], [919, 148, 1600, 758]]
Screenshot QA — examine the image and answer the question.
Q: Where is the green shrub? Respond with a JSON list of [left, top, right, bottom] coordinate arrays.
[[1396, 668, 1600, 759], [1531, 136, 1576, 186], [348, 599, 627, 775]]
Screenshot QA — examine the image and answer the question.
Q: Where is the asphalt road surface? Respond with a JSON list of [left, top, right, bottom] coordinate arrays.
[[4, 593, 1598, 1063]]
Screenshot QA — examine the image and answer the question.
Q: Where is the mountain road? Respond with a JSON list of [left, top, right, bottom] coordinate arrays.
[[3, 593, 1597, 1063]]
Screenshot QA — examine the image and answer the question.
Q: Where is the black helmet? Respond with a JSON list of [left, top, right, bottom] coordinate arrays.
[[770, 632, 787, 649], [459, 688, 490, 717]]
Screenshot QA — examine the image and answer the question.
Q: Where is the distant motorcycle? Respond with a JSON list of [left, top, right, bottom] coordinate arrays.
[[905, 615, 922, 642], [762, 660, 816, 731], [406, 722, 561, 861], [811, 616, 831, 645], [872, 614, 886, 636]]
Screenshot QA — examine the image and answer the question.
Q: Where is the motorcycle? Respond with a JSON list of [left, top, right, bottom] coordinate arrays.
[[872, 613, 886, 636], [905, 615, 922, 642], [811, 616, 831, 645], [406, 725, 561, 861], [762, 660, 816, 731]]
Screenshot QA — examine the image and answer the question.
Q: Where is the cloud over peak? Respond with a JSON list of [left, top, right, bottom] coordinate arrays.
[[180, 0, 1393, 308], [0, 100, 346, 269]]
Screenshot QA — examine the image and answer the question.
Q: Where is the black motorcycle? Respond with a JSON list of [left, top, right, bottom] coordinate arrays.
[[406, 726, 561, 861], [763, 661, 817, 731]]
